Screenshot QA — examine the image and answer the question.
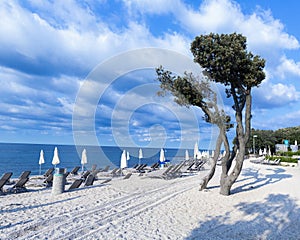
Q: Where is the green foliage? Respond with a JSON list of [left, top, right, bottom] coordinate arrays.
[[156, 67, 232, 128], [277, 150, 300, 157], [191, 33, 265, 92], [249, 126, 300, 152], [266, 156, 298, 163]]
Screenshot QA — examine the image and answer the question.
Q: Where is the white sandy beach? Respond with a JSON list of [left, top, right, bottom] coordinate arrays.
[[1, 160, 300, 240]]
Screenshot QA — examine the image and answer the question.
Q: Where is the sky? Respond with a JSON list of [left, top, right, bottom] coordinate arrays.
[[0, 0, 299, 150]]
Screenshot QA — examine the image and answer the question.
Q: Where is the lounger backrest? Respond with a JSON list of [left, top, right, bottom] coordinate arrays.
[[84, 174, 95, 187], [123, 173, 132, 179], [44, 168, 54, 177], [14, 177, 29, 188], [100, 178, 112, 184], [133, 164, 139, 169], [81, 170, 90, 179], [19, 171, 31, 179], [44, 174, 53, 183], [70, 166, 81, 175], [91, 164, 97, 171], [69, 179, 83, 190], [110, 168, 119, 175], [0, 172, 13, 190], [102, 166, 110, 172], [152, 162, 160, 169], [1, 172, 13, 181], [162, 165, 174, 175]]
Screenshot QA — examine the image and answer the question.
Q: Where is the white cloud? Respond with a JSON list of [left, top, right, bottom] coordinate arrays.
[[178, 0, 243, 34], [254, 82, 299, 108], [276, 56, 300, 78], [123, 0, 180, 15]]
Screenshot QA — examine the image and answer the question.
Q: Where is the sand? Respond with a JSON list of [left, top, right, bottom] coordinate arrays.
[[1, 160, 300, 240]]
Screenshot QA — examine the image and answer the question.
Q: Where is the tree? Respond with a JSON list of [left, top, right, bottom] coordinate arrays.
[[156, 69, 232, 190], [157, 33, 265, 195], [192, 33, 265, 195]]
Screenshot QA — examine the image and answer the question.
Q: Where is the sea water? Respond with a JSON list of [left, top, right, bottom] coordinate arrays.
[[0, 143, 190, 177]]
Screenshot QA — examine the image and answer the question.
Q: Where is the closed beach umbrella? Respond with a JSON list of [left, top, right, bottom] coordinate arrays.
[[138, 148, 143, 165], [263, 148, 267, 155], [126, 151, 130, 161], [81, 148, 87, 172], [159, 148, 165, 169], [52, 147, 60, 168], [159, 148, 165, 163], [197, 151, 202, 160], [268, 147, 271, 156], [185, 150, 189, 161], [259, 149, 263, 156], [38, 149, 45, 175], [194, 142, 199, 159], [120, 150, 127, 168]]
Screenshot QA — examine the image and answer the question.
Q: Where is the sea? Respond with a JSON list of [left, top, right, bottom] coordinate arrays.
[[0, 143, 191, 177]]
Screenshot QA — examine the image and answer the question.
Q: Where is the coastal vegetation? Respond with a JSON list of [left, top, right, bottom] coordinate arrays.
[[157, 33, 266, 195], [249, 126, 300, 153]]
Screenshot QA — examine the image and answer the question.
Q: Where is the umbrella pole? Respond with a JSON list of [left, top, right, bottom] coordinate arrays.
[[39, 164, 41, 175]]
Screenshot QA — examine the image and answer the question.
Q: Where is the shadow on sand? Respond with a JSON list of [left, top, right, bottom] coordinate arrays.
[[186, 193, 300, 239], [206, 167, 292, 194]]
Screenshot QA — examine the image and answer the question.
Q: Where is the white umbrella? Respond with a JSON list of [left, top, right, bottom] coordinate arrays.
[[38, 149, 45, 175], [81, 148, 87, 172], [194, 142, 199, 159], [138, 148, 143, 165], [268, 147, 271, 156], [126, 151, 130, 161], [52, 147, 60, 168], [185, 150, 189, 161], [159, 149, 165, 169], [259, 149, 263, 156], [263, 148, 267, 155], [159, 148, 165, 162], [120, 150, 127, 168]]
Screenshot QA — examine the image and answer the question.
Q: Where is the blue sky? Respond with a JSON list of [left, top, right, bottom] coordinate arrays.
[[0, 0, 299, 150]]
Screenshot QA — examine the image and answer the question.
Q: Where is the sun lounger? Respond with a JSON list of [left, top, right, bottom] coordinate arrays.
[[162, 162, 187, 179], [68, 179, 84, 190], [70, 166, 81, 176], [5, 177, 29, 193], [108, 168, 121, 177], [43, 174, 53, 187], [101, 166, 110, 172], [146, 165, 174, 179], [43, 168, 54, 177], [81, 170, 91, 179], [123, 173, 132, 179], [132, 164, 139, 169], [91, 164, 97, 172], [84, 174, 95, 187], [100, 178, 112, 184], [0, 172, 13, 193], [27, 173, 54, 188], [19, 170, 31, 179], [150, 162, 160, 170], [249, 157, 264, 164]]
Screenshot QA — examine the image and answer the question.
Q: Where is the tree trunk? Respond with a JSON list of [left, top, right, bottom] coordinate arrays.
[[219, 88, 250, 196], [220, 147, 245, 195], [199, 128, 223, 190]]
